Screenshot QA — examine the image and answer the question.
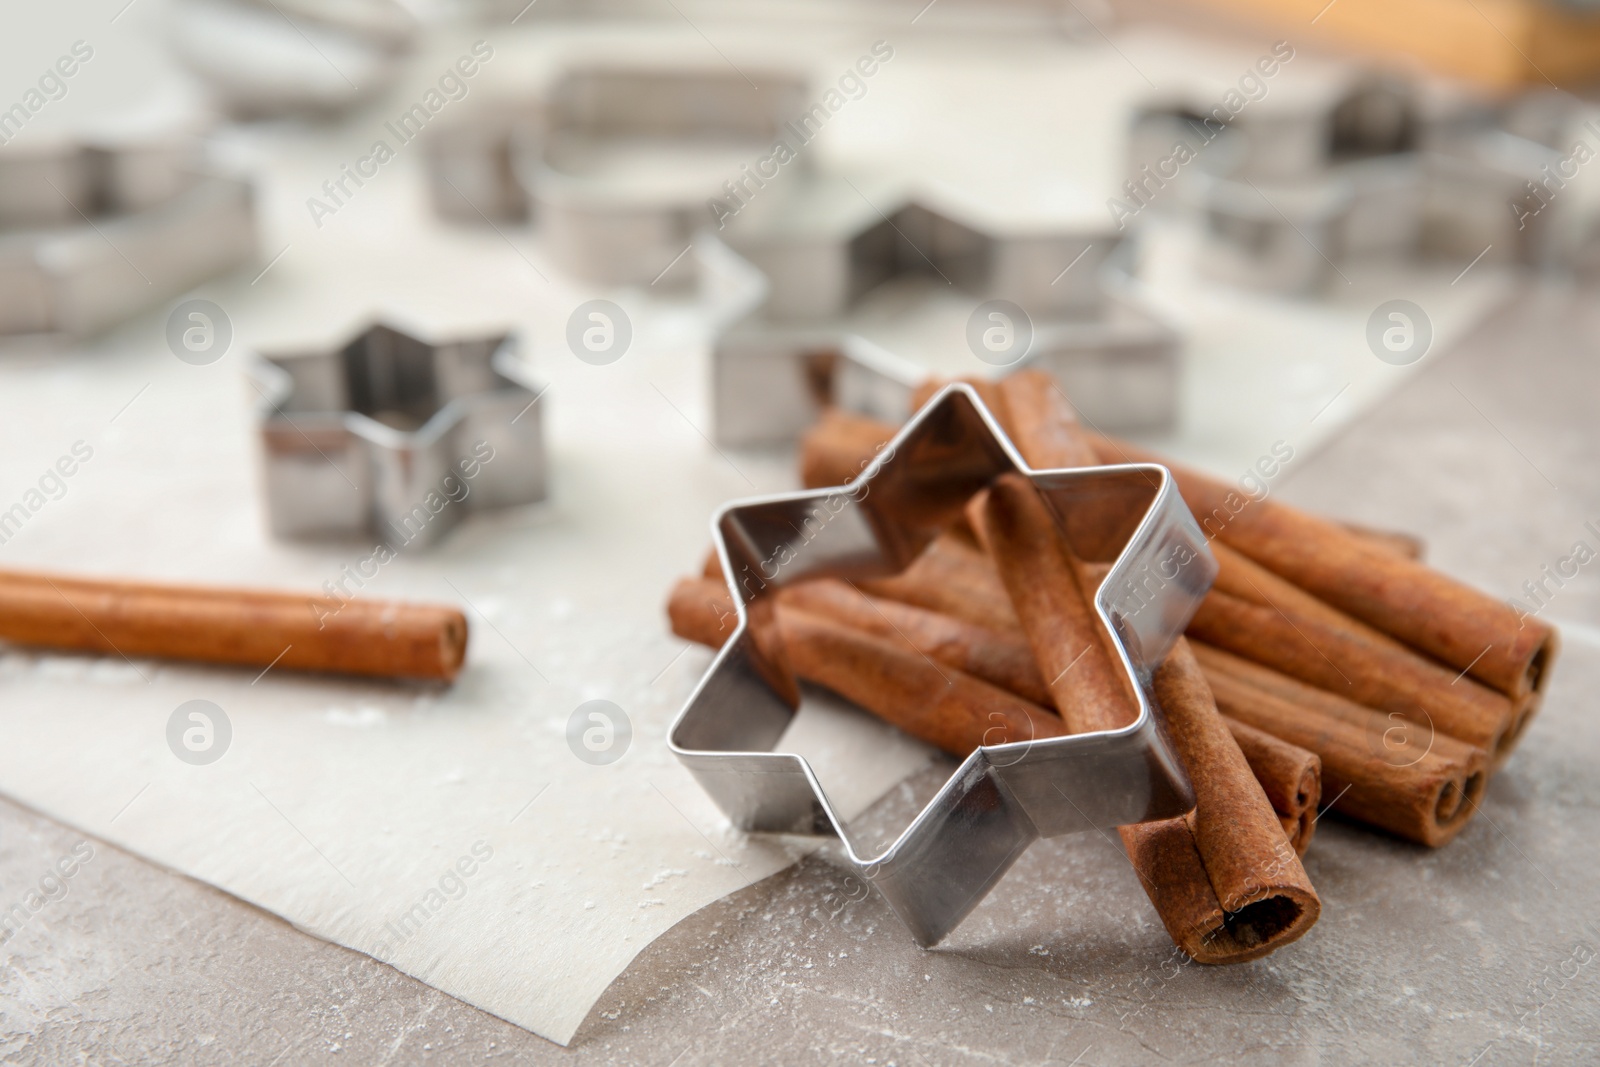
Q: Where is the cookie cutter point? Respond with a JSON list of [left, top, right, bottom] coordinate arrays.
[[670, 384, 1213, 946], [250, 319, 547, 547]]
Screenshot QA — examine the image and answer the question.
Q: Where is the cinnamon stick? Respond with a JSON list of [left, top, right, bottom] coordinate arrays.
[[1085, 432, 1557, 700], [779, 607, 1064, 757], [995, 370, 1101, 469], [856, 531, 1022, 636], [978, 473, 1318, 963], [666, 577, 1061, 756], [798, 408, 897, 489], [1193, 642, 1489, 847], [976, 474, 1134, 728], [1140, 640, 1319, 961], [1224, 717, 1320, 855], [0, 568, 467, 682], [1201, 542, 1516, 763], [1189, 577, 1516, 763], [778, 578, 1052, 707]]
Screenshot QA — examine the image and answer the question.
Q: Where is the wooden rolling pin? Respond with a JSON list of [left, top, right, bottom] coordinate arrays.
[[0, 568, 468, 682]]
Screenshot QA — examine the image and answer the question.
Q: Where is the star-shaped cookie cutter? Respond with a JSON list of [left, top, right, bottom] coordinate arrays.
[[250, 320, 546, 547], [669, 384, 1215, 946]]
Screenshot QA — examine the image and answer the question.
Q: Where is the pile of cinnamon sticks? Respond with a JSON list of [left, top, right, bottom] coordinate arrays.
[[665, 371, 1558, 965]]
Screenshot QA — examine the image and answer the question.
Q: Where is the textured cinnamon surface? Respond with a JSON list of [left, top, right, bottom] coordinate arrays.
[[0, 569, 467, 681]]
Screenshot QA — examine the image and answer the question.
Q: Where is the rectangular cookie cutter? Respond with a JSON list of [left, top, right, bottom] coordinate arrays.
[[0, 136, 256, 339]]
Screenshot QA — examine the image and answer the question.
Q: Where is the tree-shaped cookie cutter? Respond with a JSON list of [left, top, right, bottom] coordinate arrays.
[[669, 384, 1215, 945]]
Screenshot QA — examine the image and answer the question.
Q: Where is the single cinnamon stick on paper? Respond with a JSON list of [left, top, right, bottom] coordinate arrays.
[[1194, 642, 1489, 847], [1224, 717, 1320, 855], [1085, 432, 1558, 700], [666, 577, 1061, 756], [0, 568, 468, 681], [978, 474, 1318, 963]]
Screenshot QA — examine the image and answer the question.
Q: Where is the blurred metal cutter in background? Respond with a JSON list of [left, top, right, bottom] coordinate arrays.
[[0, 132, 256, 340]]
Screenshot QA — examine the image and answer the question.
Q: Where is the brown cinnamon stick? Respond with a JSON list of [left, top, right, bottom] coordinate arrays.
[[856, 531, 1022, 636], [978, 473, 1318, 963], [1142, 641, 1319, 961], [1086, 432, 1557, 700], [976, 474, 1135, 728], [1336, 522, 1424, 561], [778, 578, 1052, 707], [0, 568, 467, 682], [1202, 542, 1518, 763], [995, 370, 1101, 469], [1193, 642, 1489, 847], [778, 607, 1064, 756], [798, 408, 897, 489], [666, 577, 1061, 756], [1224, 717, 1320, 855]]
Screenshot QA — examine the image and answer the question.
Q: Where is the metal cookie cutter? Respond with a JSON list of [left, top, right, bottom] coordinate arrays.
[[249, 321, 546, 547], [1129, 74, 1425, 294], [426, 59, 811, 287], [670, 384, 1212, 946], [702, 176, 1180, 444], [0, 134, 256, 339]]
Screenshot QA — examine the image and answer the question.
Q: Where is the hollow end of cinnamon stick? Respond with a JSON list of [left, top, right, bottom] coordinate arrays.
[[1203, 890, 1319, 963]]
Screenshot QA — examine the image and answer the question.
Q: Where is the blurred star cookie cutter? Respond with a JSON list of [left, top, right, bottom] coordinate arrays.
[[669, 384, 1213, 946], [249, 321, 546, 547]]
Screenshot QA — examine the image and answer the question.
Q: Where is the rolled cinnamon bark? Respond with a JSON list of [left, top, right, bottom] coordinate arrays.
[[1086, 433, 1557, 700], [978, 473, 1318, 963], [976, 474, 1135, 727], [995, 370, 1100, 469], [778, 578, 1052, 707], [1224, 717, 1320, 855], [1193, 642, 1490, 848], [1336, 522, 1424, 561], [0, 568, 467, 682], [799, 408, 897, 489], [778, 607, 1064, 757], [667, 576, 741, 649], [857, 531, 1022, 636], [666, 577, 1061, 756], [1141, 641, 1319, 962], [1188, 584, 1515, 762]]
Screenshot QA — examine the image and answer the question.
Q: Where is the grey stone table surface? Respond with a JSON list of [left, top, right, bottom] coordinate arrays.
[[4, 280, 1599, 1066]]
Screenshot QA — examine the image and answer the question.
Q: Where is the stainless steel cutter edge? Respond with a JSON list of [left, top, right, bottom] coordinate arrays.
[[669, 384, 1216, 946]]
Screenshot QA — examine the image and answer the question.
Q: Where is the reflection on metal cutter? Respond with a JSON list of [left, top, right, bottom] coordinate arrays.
[[671, 384, 1208, 946], [250, 322, 547, 547], [0, 137, 257, 339]]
